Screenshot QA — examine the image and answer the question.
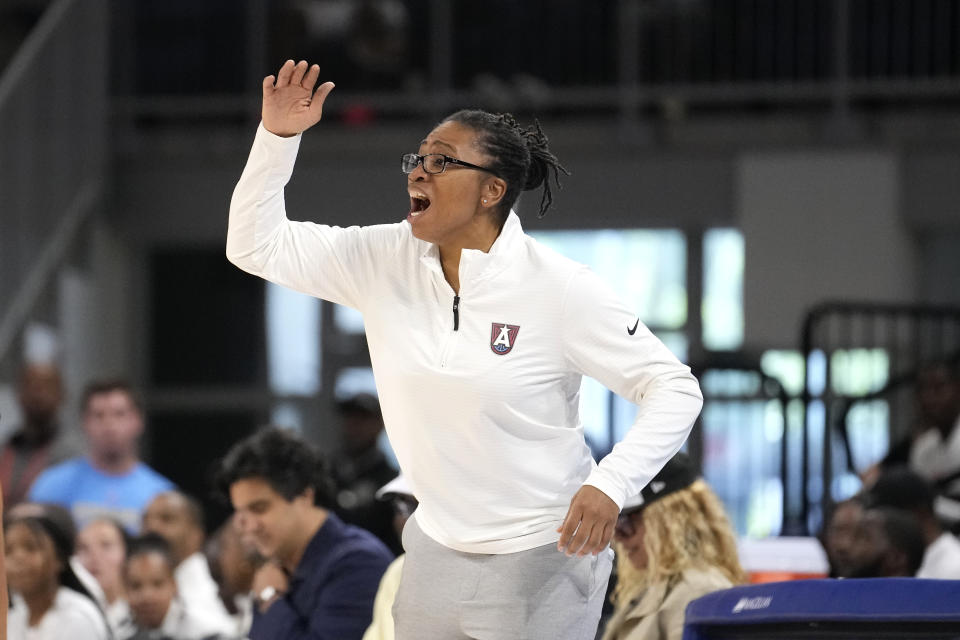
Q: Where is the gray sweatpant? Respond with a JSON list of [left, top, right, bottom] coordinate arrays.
[[393, 514, 613, 640]]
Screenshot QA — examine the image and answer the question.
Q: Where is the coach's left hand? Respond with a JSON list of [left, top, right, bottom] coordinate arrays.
[[557, 485, 618, 556]]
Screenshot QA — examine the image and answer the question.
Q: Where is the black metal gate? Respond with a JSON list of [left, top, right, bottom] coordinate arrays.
[[796, 303, 960, 534]]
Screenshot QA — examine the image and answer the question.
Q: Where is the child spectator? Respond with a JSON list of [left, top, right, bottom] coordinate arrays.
[[122, 533, 227, 640], [76, 517, 135, 637], [141, 491, 235, 635], [5, 508, 109, 639]]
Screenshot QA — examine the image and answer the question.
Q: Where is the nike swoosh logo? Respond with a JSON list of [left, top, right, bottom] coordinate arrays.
[[627, 319, 639, 335]]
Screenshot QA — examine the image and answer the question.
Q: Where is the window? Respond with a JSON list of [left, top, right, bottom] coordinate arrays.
[[266, 283, 321, 434], [530, 229, 687, 329], [266, 283, 321, 396], [701, 347, 890, 536], [700, 369, 784, 537], [703, 229, 744, 350], [334, 304, 365, 334], [530, 229, 690, 459]]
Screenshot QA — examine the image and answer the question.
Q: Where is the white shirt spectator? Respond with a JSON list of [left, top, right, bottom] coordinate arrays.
[[917, 531, 960, 579], [8, 588, 110, 640], [911, 417, 960, 486], [106, 598, 136, 639], [121, 597, 224, 640], [174, 551, 236, 635], [71, 556, 106, 607], [160, 598, 221, 640], [911, 417, 960, 524], [71, 555, 135, 638]]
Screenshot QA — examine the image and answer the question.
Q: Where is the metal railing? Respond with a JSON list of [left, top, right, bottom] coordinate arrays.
[[0, 0, 108, 372], [694, 356, 791, 537], [798, 302, 960, 534], [110, 0, 960, 129]]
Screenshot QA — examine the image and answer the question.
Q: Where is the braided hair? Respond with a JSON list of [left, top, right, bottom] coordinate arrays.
[[442, 110, 570, 220]]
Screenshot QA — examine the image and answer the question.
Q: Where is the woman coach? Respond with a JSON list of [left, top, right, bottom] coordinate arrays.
[[226, 59, 703, 639]]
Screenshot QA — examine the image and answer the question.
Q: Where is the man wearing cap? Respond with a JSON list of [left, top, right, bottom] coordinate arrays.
[[363, 474, 417, 640], [333, 394, 400, 554], [602, 453, 745, 640]]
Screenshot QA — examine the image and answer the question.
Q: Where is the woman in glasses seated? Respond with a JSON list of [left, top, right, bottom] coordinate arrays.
[[601, 453, 745, 640], [227, 60, 703, 639]]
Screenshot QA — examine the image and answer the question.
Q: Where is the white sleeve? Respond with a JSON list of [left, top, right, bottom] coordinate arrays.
[[561, 267, 704, 509], [226, 123, 403, 311], [58, 604, 111, 640]]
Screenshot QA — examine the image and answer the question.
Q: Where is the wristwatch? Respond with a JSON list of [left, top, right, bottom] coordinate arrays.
[[257, 585, 279, 608]]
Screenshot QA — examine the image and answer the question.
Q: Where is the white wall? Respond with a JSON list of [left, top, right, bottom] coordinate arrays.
[[738, 151, 918, 350]]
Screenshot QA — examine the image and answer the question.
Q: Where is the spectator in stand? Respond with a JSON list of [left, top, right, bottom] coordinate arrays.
[[861, 361, 960, 490], [821, 497, 866, 578], [216, 426, 393, 640], [601, 453, 745, 640], [909, 360, 960, 524], [5, 505, 110, 639], [867, 467, 960, 579], [0, 362, 81, 507], [206, 514, 263, 638], [333, 393, 399, 555], [122, 533, 227, 640], [847, 507, 926, 578], [7, 502, 107, 608], [27, 379, 174, 532], [142, 491, 236, 636], [76, 517, 135, 637], [362, 473, 417, 640]]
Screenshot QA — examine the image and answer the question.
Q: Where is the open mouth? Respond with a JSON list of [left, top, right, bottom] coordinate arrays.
[[409, 193, 431, 217]]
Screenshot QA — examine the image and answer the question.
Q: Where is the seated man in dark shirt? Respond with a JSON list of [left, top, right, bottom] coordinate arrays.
[[216, 427, 393, 640]]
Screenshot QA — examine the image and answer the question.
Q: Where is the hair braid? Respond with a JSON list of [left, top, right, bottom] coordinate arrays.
[[495, 114, 570, 218], [442, 109, 570, 220]]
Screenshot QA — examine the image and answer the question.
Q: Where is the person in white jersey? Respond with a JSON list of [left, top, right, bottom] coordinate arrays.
[[227, 59, 704, 639]]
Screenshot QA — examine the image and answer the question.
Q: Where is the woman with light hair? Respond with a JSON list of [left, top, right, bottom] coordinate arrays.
[[601, 453, 746, 640]]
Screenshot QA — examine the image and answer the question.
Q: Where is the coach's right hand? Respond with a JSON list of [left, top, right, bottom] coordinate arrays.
[[262, 60, 335, 138]]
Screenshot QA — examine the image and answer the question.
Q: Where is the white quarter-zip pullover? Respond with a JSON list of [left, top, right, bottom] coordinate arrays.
[[227, 124, 703, 553]]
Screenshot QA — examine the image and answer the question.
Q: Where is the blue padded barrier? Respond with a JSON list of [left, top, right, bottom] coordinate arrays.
[[683, 579, 960, 639]]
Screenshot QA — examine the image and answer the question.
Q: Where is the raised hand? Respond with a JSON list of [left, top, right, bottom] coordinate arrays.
[[262, 60, 335, 138]]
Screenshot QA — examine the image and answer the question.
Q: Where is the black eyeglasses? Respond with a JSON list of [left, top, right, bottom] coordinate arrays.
[[401, 153, 498, 177]]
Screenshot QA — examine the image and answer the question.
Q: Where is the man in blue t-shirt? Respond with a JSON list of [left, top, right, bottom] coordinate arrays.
[[28, 379, 173, 532]]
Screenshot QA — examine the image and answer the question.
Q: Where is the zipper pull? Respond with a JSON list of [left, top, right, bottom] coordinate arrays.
[[453, 295, 460, 331]]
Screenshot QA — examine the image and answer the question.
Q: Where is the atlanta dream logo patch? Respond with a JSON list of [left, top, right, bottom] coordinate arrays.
[[490, 323, 520, 355]]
